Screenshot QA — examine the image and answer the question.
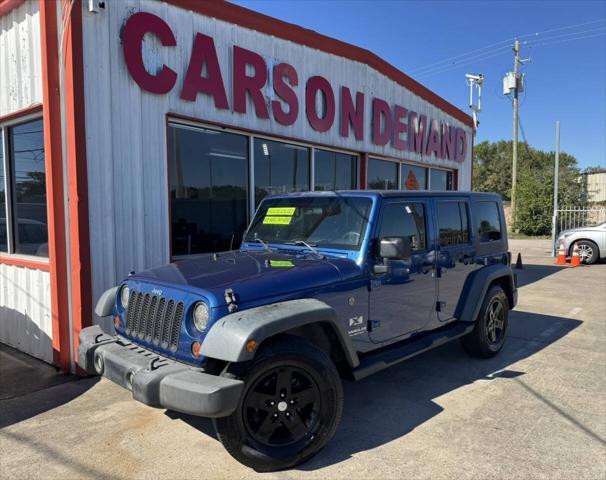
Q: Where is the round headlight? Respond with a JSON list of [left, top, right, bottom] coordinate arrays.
[[193, 302, 209, 332], [120, 285, 130, 308]]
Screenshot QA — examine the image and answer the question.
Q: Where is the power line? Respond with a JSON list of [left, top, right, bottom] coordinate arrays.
[[527, 31, 605, 48], [410, 41, 512, 75], [410, 18, 605, 76], [525, 26, 605, 45], [415, 50, 512, 79], [517, 18, 605, 41]]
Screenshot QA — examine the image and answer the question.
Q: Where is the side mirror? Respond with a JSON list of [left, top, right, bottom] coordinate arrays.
[[379, 236, 411, 260]]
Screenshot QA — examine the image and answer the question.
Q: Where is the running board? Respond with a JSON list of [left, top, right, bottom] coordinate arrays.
[[351, 322, 475, 381]]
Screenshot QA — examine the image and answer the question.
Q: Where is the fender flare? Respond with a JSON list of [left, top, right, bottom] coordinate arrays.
[[95, 286, 119, 317], [200, 298, 360, 368], [455, 264, 516, 323]]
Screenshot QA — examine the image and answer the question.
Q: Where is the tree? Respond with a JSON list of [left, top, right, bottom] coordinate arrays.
[[473, 140, 585, 235]]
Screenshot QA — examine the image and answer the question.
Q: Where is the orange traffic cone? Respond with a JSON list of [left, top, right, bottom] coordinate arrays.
[[555, 242, 567, 265], [569, 243, 581, 267]]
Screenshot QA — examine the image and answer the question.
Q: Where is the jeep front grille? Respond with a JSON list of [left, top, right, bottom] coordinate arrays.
[[124, 291, 184, 352]]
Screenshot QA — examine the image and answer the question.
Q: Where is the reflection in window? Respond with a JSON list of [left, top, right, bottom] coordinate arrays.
[[314, 149, 357, 191], [168, 125, 249, 255], [401, 164, 427, 190], [368, 158, 398, 190], [430, 169, 454, 191], [0, 132, 6, 252], [11, 119, 48, 257], [379, 203, 426, 251], [437, 201, 470, 246], [245, 196, 372, 250], [254, 138, 309, 206], [474, 202, 502, 242]]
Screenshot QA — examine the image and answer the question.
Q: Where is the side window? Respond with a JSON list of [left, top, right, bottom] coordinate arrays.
[[437, 201, 470, 246], [474, 202, 502, 243], [379, 203, 426, 251]]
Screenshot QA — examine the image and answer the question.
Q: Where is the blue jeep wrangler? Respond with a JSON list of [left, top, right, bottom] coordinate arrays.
[[80, 191, 517, 471]]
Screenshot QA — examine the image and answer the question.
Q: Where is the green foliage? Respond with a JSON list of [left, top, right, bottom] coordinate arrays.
[[473, 140, 585, 235]]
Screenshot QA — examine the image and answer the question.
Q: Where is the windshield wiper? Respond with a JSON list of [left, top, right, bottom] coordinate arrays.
[[249, 238, 271, 251], [287, 240, 324, 259]]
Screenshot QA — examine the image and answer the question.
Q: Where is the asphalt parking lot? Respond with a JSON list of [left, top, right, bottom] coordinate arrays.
[[1, 239, 605, 479]]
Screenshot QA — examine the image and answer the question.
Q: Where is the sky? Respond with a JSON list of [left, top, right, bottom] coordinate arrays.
[[234, 0, 606, 170]]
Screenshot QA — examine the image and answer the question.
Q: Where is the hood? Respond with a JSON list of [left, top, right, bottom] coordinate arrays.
[[559, 224, 605, 236], [131, 250, 358, 307]]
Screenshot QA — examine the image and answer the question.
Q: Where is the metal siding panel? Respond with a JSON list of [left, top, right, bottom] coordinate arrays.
[[0, 0, 42, 116], [0, 264, 53, 363], [82, 0, 474, 323]]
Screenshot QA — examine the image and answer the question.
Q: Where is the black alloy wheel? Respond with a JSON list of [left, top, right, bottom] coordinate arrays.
[[213, 336, 343, 472], [243, 366, 321, 447], [461, 285, 509, 358], [485, 297, 506, 346]]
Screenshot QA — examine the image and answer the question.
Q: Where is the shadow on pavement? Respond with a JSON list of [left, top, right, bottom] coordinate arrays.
[[0, 343, 99, 429], [169, 309, 581, 470], [514, 263, 567, 288]]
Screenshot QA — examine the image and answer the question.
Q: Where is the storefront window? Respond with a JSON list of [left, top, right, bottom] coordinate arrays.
[[254, 138, 309, 206], [314, 149, 357, 191], [368, 158, 398, 190], [168, 124, 249, 255], [10, 119, 48, 257], [430, 169, 454, 191], [401, 164, 428, 190], [0, 132, 6, 252]]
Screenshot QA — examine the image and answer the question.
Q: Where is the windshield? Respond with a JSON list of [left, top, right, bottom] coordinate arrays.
[[244, 196, 373, 251]]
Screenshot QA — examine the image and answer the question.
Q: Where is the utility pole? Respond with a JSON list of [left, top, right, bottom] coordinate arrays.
[[511, 39, 520, 227], [551, 121, 560, 256]]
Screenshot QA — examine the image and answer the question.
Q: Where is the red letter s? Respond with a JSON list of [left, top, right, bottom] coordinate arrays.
[[271, 63, 299, 126]]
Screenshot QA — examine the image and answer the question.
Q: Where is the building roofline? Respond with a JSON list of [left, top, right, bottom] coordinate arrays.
[[166, 0, 475, 128], [0, 0, 25, 17]]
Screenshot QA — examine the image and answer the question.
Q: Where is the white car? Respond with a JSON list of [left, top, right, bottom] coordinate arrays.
[[556, 222, 606, 264]]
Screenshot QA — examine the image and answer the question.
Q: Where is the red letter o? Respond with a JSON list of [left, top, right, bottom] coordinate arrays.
[[306, 76, 335, 132]]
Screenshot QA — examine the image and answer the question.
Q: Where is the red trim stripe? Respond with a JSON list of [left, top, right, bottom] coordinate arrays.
[[39, 0, 71, 372], [62, 0, 92, 371], [0, 104, 43, 124], [0, 255, 50, 272], [165, 0, 473, 128]]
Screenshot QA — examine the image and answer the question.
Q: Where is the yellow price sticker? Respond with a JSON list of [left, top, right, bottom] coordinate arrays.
[[263, 216, 292, 225], [266, 207, 296, 216], [269, 260, 294, 268]]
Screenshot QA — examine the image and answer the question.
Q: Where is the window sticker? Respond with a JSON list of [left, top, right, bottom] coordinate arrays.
[[268, 260, 294, 268], [266, 207, 296, 216], [263, 216, 293, 225]]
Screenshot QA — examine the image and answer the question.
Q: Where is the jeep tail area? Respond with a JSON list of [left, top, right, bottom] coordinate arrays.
[[80, 191, 517, 471]]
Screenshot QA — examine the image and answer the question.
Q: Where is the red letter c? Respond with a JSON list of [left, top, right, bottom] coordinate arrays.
[[123, 12, 177, 94]]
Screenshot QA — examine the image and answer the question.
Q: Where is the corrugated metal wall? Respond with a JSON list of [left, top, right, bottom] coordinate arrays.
[[81, 0, 474, 319], [0, 265, 53, 363], [0, 0, 42, 116], [0, 1, 52, 363]]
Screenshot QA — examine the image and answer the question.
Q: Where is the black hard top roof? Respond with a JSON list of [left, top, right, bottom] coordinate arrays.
[[266, 190, 502, 200]]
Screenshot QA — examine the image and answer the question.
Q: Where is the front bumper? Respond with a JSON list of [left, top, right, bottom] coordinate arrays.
[[78, 325, 243, 418]]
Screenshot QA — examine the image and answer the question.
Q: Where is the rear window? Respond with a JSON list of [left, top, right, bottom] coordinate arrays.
[[474, 202, 502, 242], [437, 201, 470, 246]]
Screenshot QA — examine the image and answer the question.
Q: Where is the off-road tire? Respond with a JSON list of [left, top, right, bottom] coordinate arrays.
[[461, 285, 509, 358], [213, 335, 343, 472]]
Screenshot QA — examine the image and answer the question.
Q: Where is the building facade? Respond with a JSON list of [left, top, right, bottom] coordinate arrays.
[[0, 0, 474, 371]]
